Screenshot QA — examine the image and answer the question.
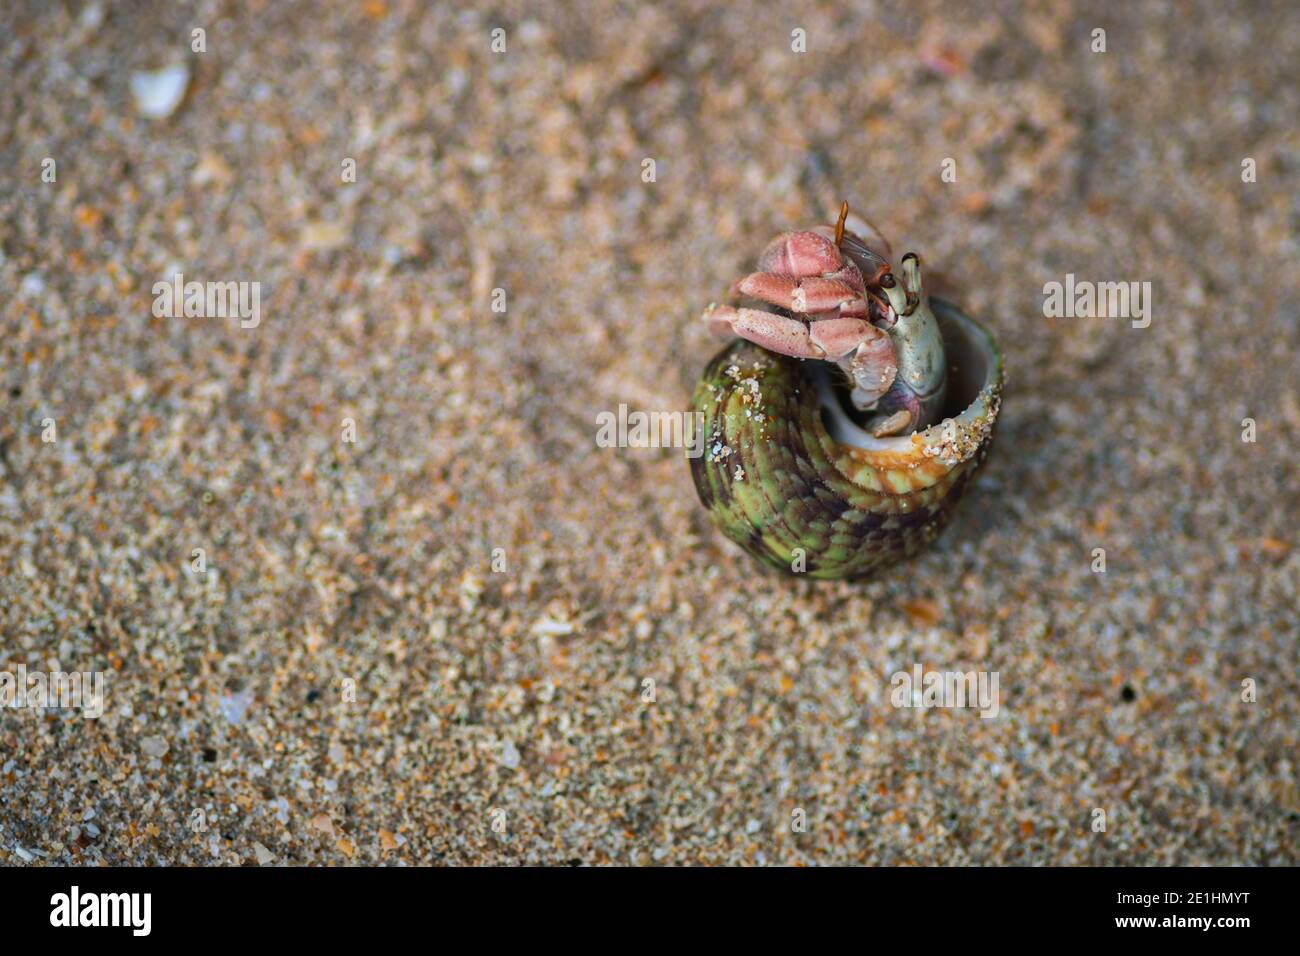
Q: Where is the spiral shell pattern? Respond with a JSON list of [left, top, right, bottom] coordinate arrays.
[[690, 299, 1002, 579]]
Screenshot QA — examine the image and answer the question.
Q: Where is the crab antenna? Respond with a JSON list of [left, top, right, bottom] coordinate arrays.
[[834, 201, 849, 246]]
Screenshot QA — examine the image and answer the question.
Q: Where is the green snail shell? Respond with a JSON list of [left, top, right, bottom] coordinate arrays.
[[689, 298, 1003, 580]]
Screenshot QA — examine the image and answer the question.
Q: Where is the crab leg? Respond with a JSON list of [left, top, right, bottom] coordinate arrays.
[[734, 273, 860, 314], [704, 304, 890, 364], [756, 230, 845, 275], [703, 305, 829, 359]]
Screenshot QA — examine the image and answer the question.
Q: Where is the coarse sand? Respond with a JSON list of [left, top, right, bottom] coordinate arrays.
[[0, 1, 1296, 864]]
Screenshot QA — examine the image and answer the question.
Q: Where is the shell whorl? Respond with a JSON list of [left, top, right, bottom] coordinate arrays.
[[690, 299, 1003, 579]]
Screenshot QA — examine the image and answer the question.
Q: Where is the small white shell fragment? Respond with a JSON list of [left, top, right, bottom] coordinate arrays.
[[253, 842, 275, 865], [530, 616, 574, 637], [499, 740, 521, 769], [219, 690, 253, 725], [300, 220, 349, 251], [19, 273, 45, 299], [79, 3, 104, 33], [130, 63, 190, 119]]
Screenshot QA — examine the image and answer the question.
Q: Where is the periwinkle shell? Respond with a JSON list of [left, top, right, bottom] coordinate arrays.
[[690, 299, 1002, 579]]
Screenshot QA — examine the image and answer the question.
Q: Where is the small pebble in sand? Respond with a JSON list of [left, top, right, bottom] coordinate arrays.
[[219, 690, 253, 726], [130, 63, 190, 119], [499, 740, 521, 769], [531, 617, 574, 637], [19, 273, 45, 298]]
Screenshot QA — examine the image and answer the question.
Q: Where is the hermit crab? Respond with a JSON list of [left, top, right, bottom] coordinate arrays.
[[690, 204, 1003, 579]]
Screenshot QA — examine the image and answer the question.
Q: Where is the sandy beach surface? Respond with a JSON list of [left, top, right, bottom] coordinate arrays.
[[1, 0, 1297, 864]]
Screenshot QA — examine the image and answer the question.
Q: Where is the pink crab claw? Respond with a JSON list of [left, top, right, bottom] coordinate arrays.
[[750, 231, 870, 299], [808, 317, 883, 359], [847, 328, 898, 404]]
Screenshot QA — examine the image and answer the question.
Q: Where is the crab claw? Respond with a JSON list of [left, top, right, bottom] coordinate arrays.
[[735, 273, 861, 314], [812, 317, 886, 359], [846, 327, 898, 405], [756, 230, 845, 276]]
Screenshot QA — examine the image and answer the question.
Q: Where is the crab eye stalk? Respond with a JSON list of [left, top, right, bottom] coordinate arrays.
[[900, 253, 922, 314]]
